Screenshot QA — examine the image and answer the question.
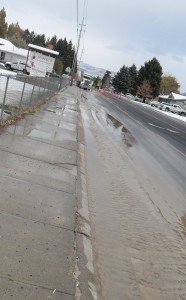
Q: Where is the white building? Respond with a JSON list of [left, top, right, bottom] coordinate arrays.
[[0, 38, 59, 77], [159, 92, 186, 105], [0, 38, 27, 63]]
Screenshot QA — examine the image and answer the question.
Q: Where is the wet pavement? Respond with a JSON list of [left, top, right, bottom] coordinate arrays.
[[0, 87, 79, 299], [80, 91, 186, 300], [1, 85, 185, 300]]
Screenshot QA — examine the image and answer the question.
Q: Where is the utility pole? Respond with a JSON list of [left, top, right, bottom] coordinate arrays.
[[70, 18, 85, 86]]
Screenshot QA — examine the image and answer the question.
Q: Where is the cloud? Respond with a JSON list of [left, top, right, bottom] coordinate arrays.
[[1, 0, 186, 90], [171, 56, 184, 63]]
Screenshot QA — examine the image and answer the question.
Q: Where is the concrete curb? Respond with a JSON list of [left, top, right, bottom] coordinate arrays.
[[75, 91, 98, 300]]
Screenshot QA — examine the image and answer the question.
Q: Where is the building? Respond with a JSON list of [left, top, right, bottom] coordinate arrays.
[[26, 44, 59, 77], [0, 38, 27, 63], [159, 92, 186, 107], [0, 38, 59, 77]]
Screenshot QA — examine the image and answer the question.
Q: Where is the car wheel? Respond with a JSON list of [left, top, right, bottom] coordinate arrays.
[[165, 108, 169, 112], [6, 64, 11, 70]]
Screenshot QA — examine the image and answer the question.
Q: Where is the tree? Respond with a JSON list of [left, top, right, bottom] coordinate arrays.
[[7, 22, 27, 48], [160, 75, 180, 94], [137, 80, 153, 102], [47, 35, 58, 49], [7, 22, 21, 37], [32, 34, 46, 47], [8, 33, 27, 48], [54, 57, 63, 75], [138, 57, 162, 97], [128, 64, 138, 95], [112, 65, 129, 94], [0, 7, 8, 38], [93, 76, 101, 87], [102, 70, 111, 88], [56, 38, 75, 71], [22, 29, 36, 44]]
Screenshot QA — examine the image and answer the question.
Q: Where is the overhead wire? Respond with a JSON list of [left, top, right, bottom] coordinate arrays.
[[77, 0, 88, 68], [71, 0, 89, 79]]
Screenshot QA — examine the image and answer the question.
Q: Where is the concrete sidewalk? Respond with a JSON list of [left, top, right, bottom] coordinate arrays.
[[0, 87, 81, 299]]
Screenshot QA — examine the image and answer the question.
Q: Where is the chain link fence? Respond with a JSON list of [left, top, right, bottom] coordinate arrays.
[[0, 74, 70, 122]]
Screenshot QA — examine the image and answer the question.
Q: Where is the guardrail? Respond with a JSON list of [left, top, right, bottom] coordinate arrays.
[[0, 74, 70, 123]]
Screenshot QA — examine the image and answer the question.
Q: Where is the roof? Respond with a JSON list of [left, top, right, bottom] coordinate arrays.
[[159, 93, 186, 101], [159, 95, 169, 99], [28, 44, 59, 55], [169, 92, 186, 100], [0, 38, 27, 57]]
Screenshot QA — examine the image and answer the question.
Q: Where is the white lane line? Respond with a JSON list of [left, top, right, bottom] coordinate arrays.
[[148, 123, 179, 134], [148, 123, 165, 129], [167, 129, 179, 134]]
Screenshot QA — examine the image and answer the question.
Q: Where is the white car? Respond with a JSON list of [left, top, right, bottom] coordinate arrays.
[[150, 101, 161, 108], [5, 61, 31, 75], [134, 96, 143, 102], [160, 102, 173, 111], [169, 104, 186, 116], [0, 62, 6, 69]]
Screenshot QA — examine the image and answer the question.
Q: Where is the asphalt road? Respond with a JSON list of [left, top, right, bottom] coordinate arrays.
[[94, 92, 186, 156], [80, 89, 186, 299]]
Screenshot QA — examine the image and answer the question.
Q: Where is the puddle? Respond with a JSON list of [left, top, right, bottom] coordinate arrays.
[[106, 114, 123, 128], [106, 113, 136, 148], [181, 214, 186, 236]]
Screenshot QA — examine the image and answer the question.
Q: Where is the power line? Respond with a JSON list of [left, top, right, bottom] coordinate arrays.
[[77, 0, 79, 41], [70, 0, 88, 84]]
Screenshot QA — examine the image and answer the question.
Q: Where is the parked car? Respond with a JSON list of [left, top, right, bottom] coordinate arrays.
[[169, 104, 186, 116], [0, 62, 6, 69], [160, 102, 173, 111], [134, 96, 143, 102], [5, 61, 31, 75], [149, 101, 161, 108], [125, 93, 134, 99]]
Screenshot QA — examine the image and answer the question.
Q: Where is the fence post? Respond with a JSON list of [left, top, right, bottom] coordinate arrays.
[[38, 77, 42, 98], [29, 85, 35, 106], [0, 76, 10, 119], [18, 76, 27, 112]]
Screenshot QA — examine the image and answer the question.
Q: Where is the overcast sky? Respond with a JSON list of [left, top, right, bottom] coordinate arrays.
[[1, 0, 186, 92]]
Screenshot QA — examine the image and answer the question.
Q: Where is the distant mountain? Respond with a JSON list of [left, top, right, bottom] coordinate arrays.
[[78, 61, 116, 78]]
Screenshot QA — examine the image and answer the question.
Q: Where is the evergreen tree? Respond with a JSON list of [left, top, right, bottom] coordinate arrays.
[[22, 29, 36, 44], [0, 7, 8, 38], [137, 57, 162, 97], [32, 34, 46, 47], [128, 64, 138, 95], [112, 65, 129, 94]]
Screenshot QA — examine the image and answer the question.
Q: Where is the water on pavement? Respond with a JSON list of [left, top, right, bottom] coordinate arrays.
[[80, 92, 186, 300]]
